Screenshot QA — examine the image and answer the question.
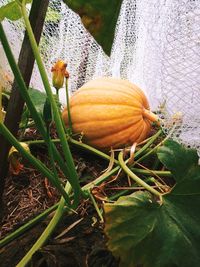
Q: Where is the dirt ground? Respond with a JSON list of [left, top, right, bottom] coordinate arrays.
[[0, 136, 119, 267]]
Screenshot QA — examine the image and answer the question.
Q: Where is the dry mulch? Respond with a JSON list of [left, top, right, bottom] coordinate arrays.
[[0, 127, 119, 266]]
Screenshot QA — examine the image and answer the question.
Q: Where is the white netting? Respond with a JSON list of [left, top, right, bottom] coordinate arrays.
[[112, 0, 200, 152], [0, 0, 200, 153], [0, 0, 109, 96]]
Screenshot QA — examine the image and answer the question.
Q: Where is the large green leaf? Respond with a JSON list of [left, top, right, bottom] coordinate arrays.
[[0, 0, 32, 22], [0, 1, 21, 22], [157, 140, 199, 183], [28, 88, 47, 115], [104, 140, 200, 267], [64, 0, 122, 55], [20, 88, 47, 128]]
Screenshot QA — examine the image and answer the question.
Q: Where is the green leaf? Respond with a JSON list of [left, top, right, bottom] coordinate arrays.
[[64, 0, 122, 55], [0, 1, 22, 22], [20, 105, 30, 128], [157, 140, 200, 195], [28, 88, 47, 115], [104, 140, 200, 267], [0, 0, 32, 22], [157, 139, 199, 183], [43, 97, 52, 126], [19, 88, 47, 128]]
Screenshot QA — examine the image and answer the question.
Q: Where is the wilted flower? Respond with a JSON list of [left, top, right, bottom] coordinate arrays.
[[8, 142, 30, 175], [51, 60, 69, 90]]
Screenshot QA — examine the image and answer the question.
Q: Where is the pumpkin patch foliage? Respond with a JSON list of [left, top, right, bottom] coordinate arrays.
[[0, 1, 199, 266], [104, 140, 200, 267]]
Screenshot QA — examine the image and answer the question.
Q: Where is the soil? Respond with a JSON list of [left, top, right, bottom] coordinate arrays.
[[0, 128, 120, 267], [0, 126, 168, 267], [0, 203, 118, 267]]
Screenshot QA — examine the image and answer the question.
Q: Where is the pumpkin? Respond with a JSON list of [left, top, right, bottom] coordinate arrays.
[[62, 77, 159, 150]]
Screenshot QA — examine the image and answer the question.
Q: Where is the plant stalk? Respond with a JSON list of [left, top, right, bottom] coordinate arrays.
[[134, 129, 163, 159], [27, 130, 163, 167], [0, 203, 59, 248], [88, 191, 104, 223], [16, 182, 72, 267], [70, 138, 119, 164], [0, 85, 2, 123], [136, 135, 167, 164], [118, 152, 161, 197], [21, 2, 81, 206], [65, 78, 72, 131], [0, 23, 71, 189], [131, 168, 172, 177], [143, 109, 161, 125]]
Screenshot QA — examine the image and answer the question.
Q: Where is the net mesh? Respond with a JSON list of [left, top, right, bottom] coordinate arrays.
[[0, 0, 200, 153]]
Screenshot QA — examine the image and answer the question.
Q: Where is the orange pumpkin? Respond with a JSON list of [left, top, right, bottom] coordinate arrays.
[[62, 77, 159, 150]]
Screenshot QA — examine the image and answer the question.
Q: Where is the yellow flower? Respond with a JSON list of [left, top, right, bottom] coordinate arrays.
[[51, 60, 69, 90]]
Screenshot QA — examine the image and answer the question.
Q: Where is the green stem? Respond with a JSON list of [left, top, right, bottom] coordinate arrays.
[[46, 129, 61, 186], [82, 165, 122, 196], [27, 130, 163, 167], [26, 128, 164, 195], [56, 88, 59, 97], [88, 191, 104, 223], [136, 135, 167, 164], [27, 137, 118, 164], [118, 152, 161, 197], [0, 203, 59, 248], [0, 122, 70, 204], [0, 84, 2, 123], [16, 182, 72, 267], [134, 129, 163, 159], [26, 130, 165, 194], [70, 138, 119, 164], [21, 2, 81, 206], [26, 139, 60, 145], [131, 168, 172, 177], [109, 190, 130, 201], [0, 23, 46, 138], [135, 123, 179, 164], [0, 23, 70, 187], [15, 0, 21, 5], [27, 137, 120, 191], [65, 78, 72, 132]]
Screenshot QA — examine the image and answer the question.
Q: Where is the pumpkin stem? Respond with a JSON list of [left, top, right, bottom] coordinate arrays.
[[143, 109, 161, 126]]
